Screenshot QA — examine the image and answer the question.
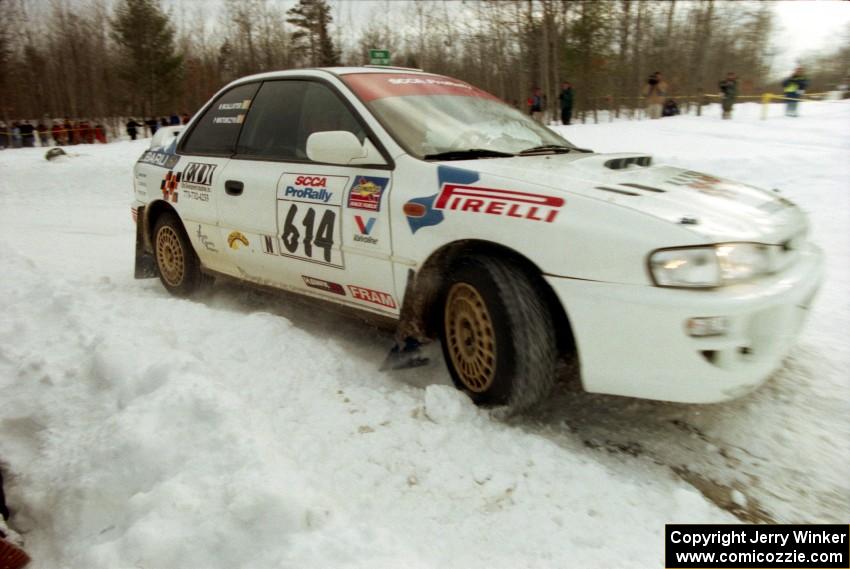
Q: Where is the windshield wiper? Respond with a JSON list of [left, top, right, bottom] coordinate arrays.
[[423, 148, 515, 161], [518, 144, 579, 155]]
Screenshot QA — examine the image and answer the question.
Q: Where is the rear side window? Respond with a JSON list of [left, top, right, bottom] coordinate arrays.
[[182, 82, 259, 156], [235, 80, 367, 161]]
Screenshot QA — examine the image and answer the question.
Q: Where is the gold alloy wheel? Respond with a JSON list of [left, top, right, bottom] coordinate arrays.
[[444, 282, 497, 393], [155, 226, 185, 287]]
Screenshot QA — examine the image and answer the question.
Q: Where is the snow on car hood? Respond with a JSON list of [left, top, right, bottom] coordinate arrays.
[[453, 153, 807, 244]]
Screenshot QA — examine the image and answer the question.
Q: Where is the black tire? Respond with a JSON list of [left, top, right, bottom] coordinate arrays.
[[439, 256, 558, 411], [152, 212, 203, 297]]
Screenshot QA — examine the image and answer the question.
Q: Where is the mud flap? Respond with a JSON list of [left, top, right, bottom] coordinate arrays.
[[380, 338, 430, 371], [134, 206, 158, 279]]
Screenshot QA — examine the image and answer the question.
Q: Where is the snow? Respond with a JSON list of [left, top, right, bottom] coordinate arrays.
[[1, 101, 848, 568]]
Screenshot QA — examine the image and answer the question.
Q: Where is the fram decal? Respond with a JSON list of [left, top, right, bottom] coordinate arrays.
[[353, 215, 378, 245], [348, 285, 396, 309], [160, 171, 181, 203], [347, 176, 388, 211], [302, 276, 346, 296], [227, 231, 249, 250]]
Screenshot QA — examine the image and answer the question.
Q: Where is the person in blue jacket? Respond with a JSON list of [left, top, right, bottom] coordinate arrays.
[[782, 67, 808, 117]]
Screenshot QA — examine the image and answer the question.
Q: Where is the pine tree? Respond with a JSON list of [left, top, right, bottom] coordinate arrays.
[[286, 0, 339, 67], [111, 0, 182, 116]]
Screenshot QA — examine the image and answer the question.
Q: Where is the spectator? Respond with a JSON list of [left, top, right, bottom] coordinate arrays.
[[36, 120, 50, 146], [169, 113, 180, 125], [126, 118, 140, 141], [65, 120, 76, 145], [79, 120, 93, 144], [642, 71, 668, 119], [51, 120, 64, 145], [558, 81, 574, 126], [19, 120, 36, 147], [11, 122, 22, 148], [782, 66, 808, 117], [528, 87, 545, 124], [718, 72, 738, 119], [95, 123, 107, 144], [145, 117, 159, 136], [181, 112, 190, 124], [0, 121, 8, 149], [662, 98, 680, 117], [159, 117, 169, 128]]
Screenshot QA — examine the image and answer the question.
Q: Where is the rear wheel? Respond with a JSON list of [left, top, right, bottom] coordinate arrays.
[[439, 256, 558, 411], [153, 212, 203, 297]]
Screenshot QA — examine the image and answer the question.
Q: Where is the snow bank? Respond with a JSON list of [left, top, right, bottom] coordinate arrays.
[[1, 101, 848, 568]]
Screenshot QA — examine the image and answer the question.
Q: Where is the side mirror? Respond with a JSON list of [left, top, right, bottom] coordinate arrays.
[[306, 131, 384, 165]]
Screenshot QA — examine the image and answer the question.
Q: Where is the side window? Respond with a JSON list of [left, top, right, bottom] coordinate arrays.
[[235, 81, 308, 160], [182, 82, 259, 156], [235, 80, 367, 161]]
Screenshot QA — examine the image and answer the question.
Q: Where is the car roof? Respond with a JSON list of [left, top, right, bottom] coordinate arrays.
[[228, 66, 434, 85]]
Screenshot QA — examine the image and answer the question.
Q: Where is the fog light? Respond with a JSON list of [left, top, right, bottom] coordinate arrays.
[[686, 316, 729, 337]]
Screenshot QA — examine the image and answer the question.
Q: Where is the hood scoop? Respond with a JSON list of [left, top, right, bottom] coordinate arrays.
[[604, 155, 652, 170]]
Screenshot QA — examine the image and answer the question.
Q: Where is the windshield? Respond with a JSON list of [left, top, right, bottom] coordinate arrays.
[[341, 73, 575, 159]]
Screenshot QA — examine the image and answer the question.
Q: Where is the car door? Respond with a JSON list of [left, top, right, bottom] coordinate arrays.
[[171, 81, 261, 274], [214, 78, 400, 315]]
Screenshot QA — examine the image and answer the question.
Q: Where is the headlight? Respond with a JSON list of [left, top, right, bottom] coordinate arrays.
[[649, 243, 773, 288]]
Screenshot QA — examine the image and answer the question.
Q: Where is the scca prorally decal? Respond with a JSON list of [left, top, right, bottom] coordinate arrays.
[[212, 115, 245, 125], [347, 176, 388, 211], [404, 165, 476, 234], [353, 215, 378, 245], [283, 175, 334, 203], [348, 285, 396, 309], [302, 275, 346, 296], [139, 150, 180, 169], [160, 171, 181, 203]]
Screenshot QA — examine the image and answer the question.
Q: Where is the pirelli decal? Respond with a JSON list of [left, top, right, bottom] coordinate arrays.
[[434, 184, 564, 223]]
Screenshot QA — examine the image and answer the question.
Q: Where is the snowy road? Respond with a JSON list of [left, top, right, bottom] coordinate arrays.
[[1, 102, 848, 568]]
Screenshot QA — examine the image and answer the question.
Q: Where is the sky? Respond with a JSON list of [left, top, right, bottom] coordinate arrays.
[[771, 0, 850, 72]]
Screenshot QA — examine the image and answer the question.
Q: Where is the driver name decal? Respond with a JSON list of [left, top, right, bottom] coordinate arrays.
[[435, 185, 563, 223]]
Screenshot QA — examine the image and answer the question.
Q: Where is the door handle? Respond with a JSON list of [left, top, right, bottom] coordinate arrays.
[[225, 180, 244, 196]]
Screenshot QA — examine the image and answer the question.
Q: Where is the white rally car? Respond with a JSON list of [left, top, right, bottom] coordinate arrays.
[[132, 67, 823, 410]]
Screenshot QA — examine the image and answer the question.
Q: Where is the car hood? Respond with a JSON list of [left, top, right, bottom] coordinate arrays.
[[448, 153, 807, 243]]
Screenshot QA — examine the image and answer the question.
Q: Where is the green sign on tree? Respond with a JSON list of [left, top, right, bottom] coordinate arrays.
[[369, 49, 391, 66]]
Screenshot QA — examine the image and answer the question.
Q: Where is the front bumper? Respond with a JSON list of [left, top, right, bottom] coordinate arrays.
[[545, 243, 824, 403]]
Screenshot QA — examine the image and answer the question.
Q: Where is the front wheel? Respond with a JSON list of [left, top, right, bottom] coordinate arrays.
[[153, 212, 203, 297], [439, 256, 557, 411]]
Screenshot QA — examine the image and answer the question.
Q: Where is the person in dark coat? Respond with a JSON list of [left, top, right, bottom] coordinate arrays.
[[782, 67, 809, 117], [558, 81, 574, 125], [528, 87, 545, 124], [64, 120, 75, 145], [159, 117, 169, 128], [145, 118, 158, 136], [51, 121, 64, 145], [169, 113, 180, 125], [0, 122, 8, 149], [36, 121, 50, 146], [718, 72, 738, 119], [662, 98, 680, 117], [126, 119, 140, 141], [19, 121, 36, 147]]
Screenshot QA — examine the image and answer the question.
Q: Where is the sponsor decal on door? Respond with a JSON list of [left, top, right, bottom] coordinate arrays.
[[353, 215, 378, 245], [302, 275, 346, 296], [272, 174, 348, 268], [347, 176, 388, 211]]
